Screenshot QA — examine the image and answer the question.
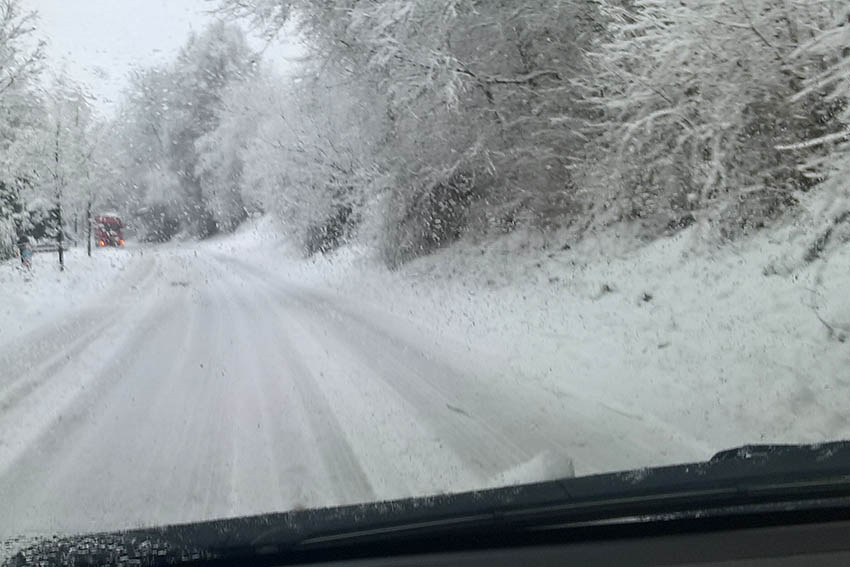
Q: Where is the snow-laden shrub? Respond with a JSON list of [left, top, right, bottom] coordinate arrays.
[[303, 205, 356, 257], [0, 218, 16, 260], [586, 0, 841, 238], [383, 172, 482, 268], [134, 203, 181, 243], [786, 7, 850, 263]]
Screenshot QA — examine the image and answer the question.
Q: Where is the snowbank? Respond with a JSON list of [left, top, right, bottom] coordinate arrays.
[[0, 246, 134, 341], [215, 219, 850, 465]]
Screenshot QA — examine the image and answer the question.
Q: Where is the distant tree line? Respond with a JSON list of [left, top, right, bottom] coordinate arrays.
[[204, 0, 849, 264], [3, 0, 849, 267], [0, 0, 114, 264]]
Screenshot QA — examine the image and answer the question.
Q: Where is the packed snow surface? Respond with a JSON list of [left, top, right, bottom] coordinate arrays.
[[1, 222, 848, 545]]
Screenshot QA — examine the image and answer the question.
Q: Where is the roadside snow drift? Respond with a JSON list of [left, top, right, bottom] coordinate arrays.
[[0, 221, 847, 545], [215, 219, 850, 459]]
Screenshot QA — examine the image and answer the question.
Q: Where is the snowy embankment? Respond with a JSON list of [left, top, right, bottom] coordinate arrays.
[[211, 217, 850, 458], [0, 247, 134, 340]]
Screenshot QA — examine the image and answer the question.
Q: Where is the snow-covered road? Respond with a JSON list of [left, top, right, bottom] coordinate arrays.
[[0, 244, 707, 540]]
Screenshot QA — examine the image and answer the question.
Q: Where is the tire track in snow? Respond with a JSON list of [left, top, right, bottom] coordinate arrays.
[[0, 263, 179, 481], [185, 254, 303, 515], [0, 254, 160, 405], [213, 255, 526, 483], [261, 283, 534, 479], [222, 288, 322, 512], [287, 286, 704, 475], [222, 266, 377, 506], [0, 312, 122, 412], [210, 256, 479, 498], [0, 281, 202, 537], [215, 254, 707, 476]]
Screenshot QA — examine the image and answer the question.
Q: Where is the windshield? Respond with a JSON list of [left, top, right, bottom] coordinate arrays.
[[1, 0, 849, 551]]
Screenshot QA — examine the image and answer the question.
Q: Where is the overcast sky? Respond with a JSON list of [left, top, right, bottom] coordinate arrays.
[[25, 0, 301, 116]]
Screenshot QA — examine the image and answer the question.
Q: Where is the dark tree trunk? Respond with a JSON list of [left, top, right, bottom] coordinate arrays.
[[57, 203, 64, 271], [86, 199, 92, 257], [54, 122, 64, 272]]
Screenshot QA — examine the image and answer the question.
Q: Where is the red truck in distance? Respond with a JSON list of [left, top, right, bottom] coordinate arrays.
[[94, 215, 125, 247]]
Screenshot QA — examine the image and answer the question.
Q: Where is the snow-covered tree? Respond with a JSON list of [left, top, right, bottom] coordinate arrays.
[[108, 22, 257, 238], [109, 67, 182, 235], [215, 0, 601, 261], [201, 64, 391, 253], [168, 22, 257, 235], [780, 2, 850, 260], [584, 0, 840, 234], [210, 0, 848, 261], [0, 0, 45, 259], [23, 76, 97, 268]]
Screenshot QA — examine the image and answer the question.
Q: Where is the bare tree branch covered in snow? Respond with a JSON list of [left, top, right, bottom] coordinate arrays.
[[107, 23, 258, 240], [782, 2, 850, 261], [579, 0, 846, 236], [6, 0, 843, 267], [0, 0, 45, 259], [208, 0, 602, 261]]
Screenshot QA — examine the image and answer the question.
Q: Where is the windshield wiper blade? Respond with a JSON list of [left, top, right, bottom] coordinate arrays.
[[6, 441, 850, 567], [292, 442, 850, 549]]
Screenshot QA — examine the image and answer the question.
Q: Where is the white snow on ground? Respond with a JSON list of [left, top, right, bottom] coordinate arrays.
[[0, 246, 134, 339], [1, 219, 848, 551], [213, 217, 850, 462]]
